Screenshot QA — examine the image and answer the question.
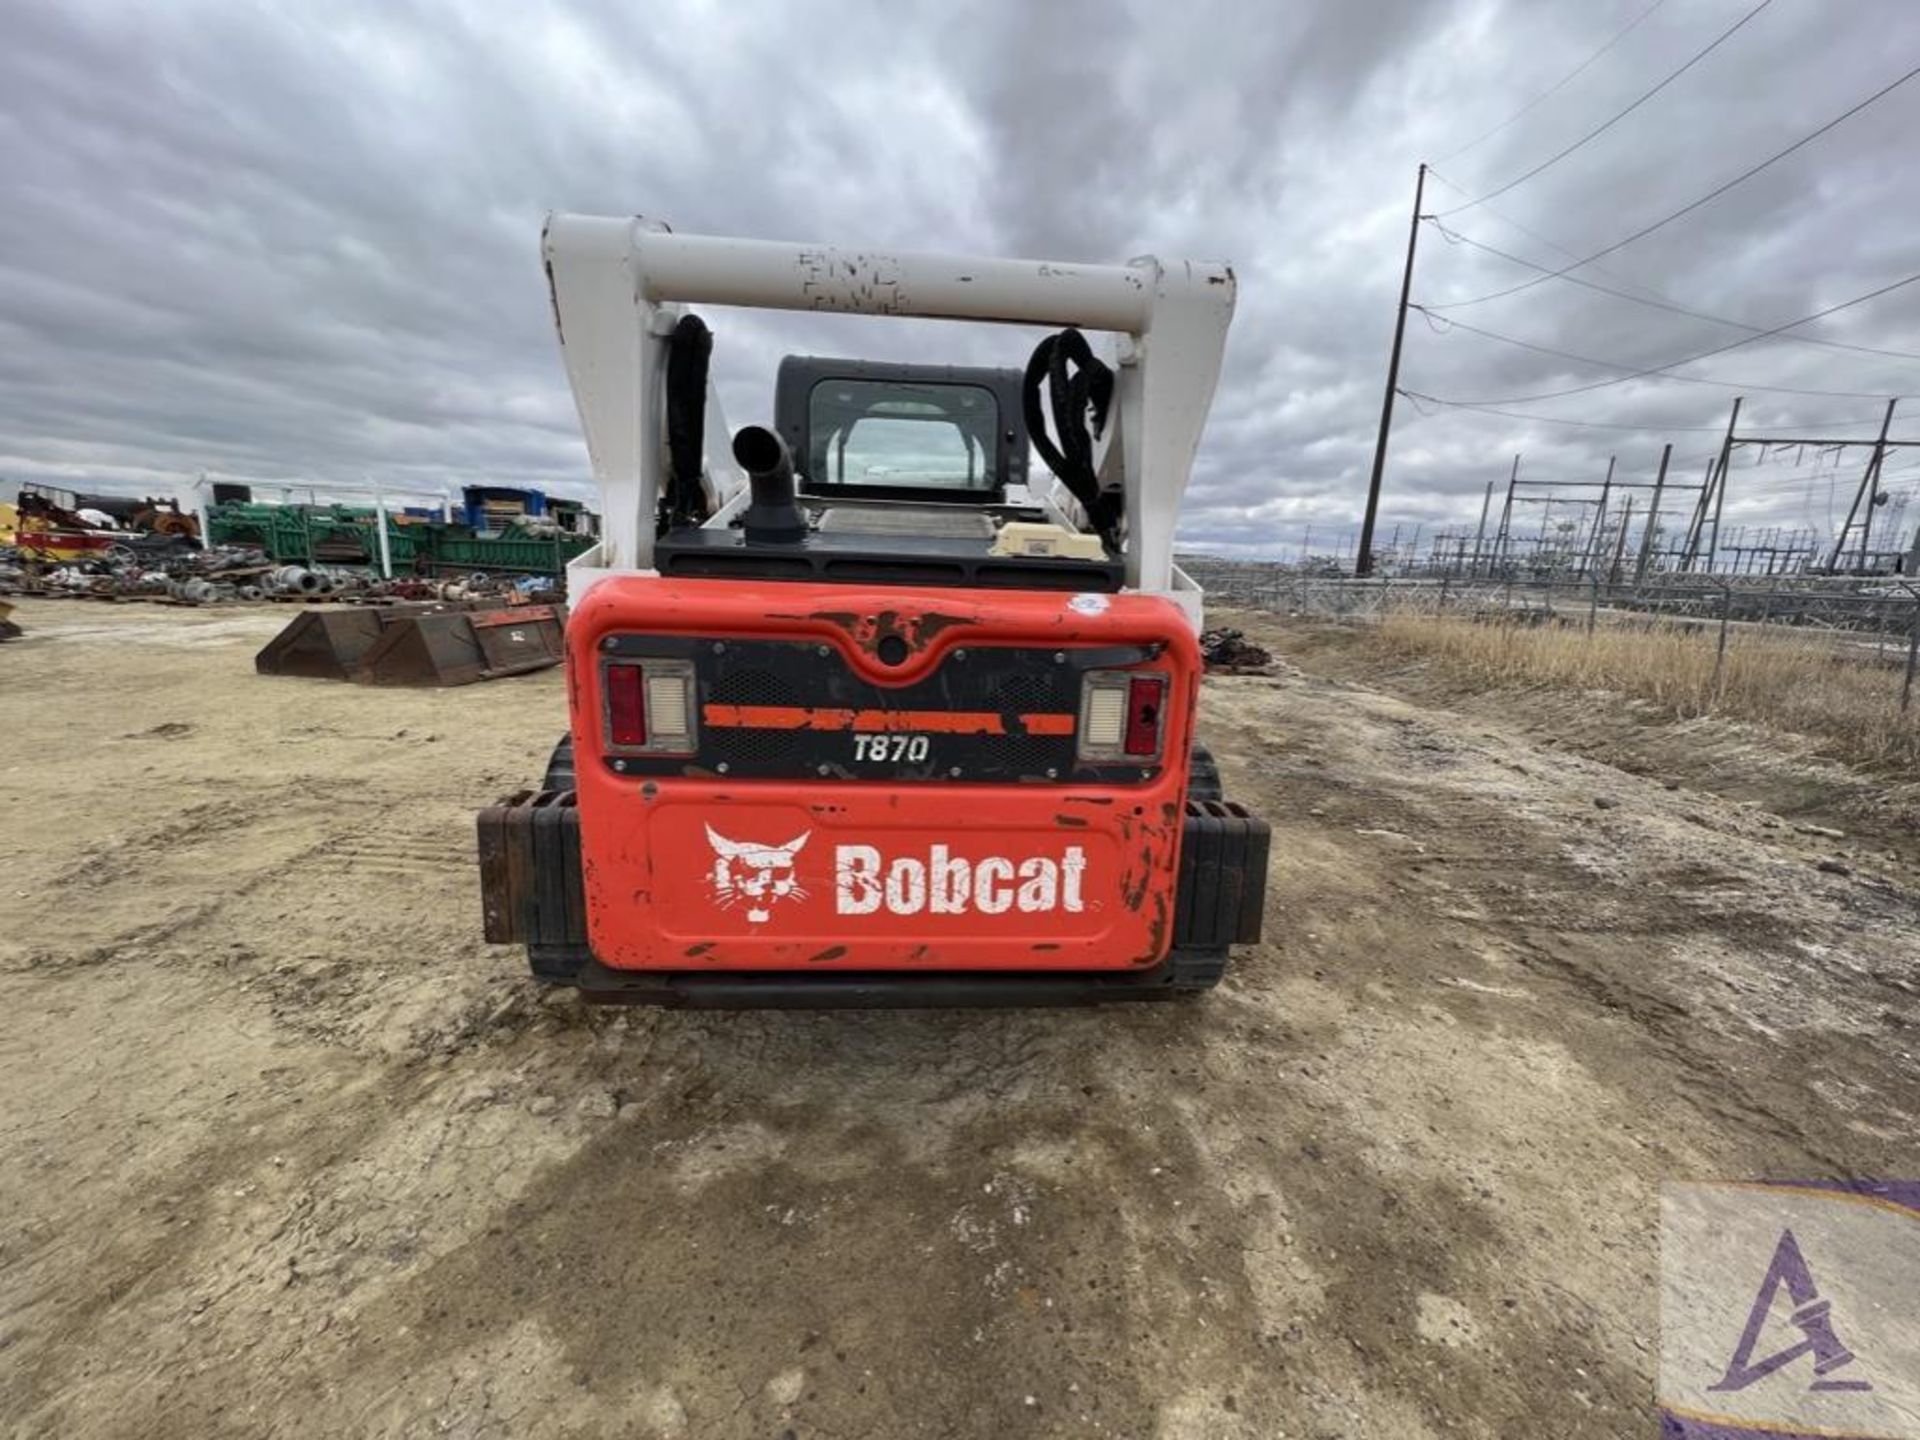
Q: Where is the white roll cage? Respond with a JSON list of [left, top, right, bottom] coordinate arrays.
[[542, 214, 1235, 623]]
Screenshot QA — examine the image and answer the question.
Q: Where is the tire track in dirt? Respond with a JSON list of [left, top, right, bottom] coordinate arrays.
[[1201, 626, 1919, 1183]]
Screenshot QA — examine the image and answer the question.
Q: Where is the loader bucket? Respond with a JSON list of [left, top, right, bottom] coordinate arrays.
[[354, 604, 565, 687], [254, 609, 389, 680]]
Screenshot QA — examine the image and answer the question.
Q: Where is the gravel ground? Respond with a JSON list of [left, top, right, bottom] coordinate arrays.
[[2, 597, 1915, 1439]]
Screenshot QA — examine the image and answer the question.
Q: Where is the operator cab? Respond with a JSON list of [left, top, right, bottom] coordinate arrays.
[[652, 347, 1123, 591], [781, 358, 1022, 505]]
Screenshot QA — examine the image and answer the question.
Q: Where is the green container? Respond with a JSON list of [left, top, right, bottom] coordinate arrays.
[[206, 503, 590, 577], [418, 532, 591, 574]]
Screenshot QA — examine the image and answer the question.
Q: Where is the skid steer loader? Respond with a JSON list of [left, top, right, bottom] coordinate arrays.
[[477, 215, 1269, 1005]]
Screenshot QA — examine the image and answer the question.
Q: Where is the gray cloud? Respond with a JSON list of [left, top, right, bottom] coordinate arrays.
[[4, 0, 1919, 561]]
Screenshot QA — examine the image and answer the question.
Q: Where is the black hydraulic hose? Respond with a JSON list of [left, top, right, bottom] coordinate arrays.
[[663, 313, 712, 528], [1023, 328, 1119, 547]]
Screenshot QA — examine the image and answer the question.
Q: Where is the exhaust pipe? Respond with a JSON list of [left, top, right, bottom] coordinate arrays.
[[732, 425, 808, 545]]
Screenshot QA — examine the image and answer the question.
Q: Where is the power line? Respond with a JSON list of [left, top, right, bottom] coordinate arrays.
[[1435, 0, 1671, 165], [1398, 394, 1737, 434], [1424, 216, 1920, 363], [1439, 1, 1769, 213], [1398, 390, 1892, 436], [1427, 168, 1682, 309], [1432, 62, 1920, 310], [1414, 268, 1920, 406], [1411, 305, 1905, 400]]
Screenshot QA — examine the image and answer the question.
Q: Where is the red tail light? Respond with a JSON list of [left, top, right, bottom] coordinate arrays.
[[1078, 668, 1169, 764], [1123, 675, 1165, 756], [606, 662, 646, 746]]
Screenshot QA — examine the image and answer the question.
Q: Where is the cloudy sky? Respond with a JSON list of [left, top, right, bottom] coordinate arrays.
[[5, 0, 1920, 562]]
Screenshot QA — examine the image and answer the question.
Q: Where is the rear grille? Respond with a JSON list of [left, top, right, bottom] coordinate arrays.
[[711, 668, 798, 708], [988, 674, 1052, 712], [989, 676, 1060, 773], [706, 664, 794, 710], [711, 726, 801, 766], [708, 668, 802, 766]]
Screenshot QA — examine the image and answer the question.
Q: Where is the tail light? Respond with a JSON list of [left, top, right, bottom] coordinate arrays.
[[645, 669, 691, 746], [1123, 675, 1166, 756], [606, 663, 646, 745], [1077, 669, 1168, 763], [602, 658, 697, 755]]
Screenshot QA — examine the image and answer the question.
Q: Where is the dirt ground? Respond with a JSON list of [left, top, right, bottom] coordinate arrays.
[[3, 597, 1916, 1439]]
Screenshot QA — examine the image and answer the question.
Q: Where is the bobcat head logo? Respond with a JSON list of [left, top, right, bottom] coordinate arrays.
[[705, 825, 811, 924]]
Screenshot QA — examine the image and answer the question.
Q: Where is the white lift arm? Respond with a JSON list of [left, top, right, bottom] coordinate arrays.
[[543, 214, 1235, 600]]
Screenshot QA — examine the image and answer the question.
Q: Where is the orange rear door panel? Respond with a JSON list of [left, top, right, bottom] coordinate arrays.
[[566, 577, 1196, 972]]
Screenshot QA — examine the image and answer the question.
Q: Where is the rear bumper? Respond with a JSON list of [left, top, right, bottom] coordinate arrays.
[[560, 951, 1228, 1008], [478, 790, 1269, 1005]]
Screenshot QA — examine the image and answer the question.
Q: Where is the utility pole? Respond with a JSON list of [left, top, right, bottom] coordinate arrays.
[[1842, 398, 1898, 572], [1685, 398, 1741, 571], [1581, 456, 1616, 577], [1683, 457, 1714, 567], [1494, 454, 1520, 572], [1635, 443, 1671, 584], [1707, 401, 1740, 571], [1609, 495, 1636, 586], [1470, 479, 1494, 575], [1357, 162, 1427, 578]]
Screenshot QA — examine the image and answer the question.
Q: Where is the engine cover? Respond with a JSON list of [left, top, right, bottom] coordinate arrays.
[[565, 576, 1199, 972]]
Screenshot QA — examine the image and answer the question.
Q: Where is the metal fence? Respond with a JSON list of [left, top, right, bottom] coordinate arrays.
[[1183, 559, 1920, 713]]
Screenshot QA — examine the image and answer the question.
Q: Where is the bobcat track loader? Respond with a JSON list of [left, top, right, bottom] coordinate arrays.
[[477, 215, 1269, 1006]]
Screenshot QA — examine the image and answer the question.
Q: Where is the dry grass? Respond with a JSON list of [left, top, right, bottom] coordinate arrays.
[[1363, 609, 1920, 769]]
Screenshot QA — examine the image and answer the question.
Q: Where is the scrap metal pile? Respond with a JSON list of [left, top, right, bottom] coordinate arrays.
[[0, 542, 562, 608], [2, 541, 274, 602], [1200, 626, 1273, 673], [3, 482, 575, 611]]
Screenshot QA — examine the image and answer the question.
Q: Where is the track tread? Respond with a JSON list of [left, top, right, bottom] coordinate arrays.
[[1188, 742, 1223, 802], [541, 733, 576, 792]]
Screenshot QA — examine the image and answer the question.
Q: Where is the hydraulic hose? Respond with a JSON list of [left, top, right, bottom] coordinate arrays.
[[1023, 327, 1120, 549], [663, 312, 713, 529]]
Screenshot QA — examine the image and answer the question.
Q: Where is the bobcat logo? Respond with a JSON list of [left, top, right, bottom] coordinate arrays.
[[705, 825, 811, 924]]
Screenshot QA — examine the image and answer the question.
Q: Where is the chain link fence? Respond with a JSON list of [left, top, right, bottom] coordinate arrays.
[[1183, 559, 1920, 714]]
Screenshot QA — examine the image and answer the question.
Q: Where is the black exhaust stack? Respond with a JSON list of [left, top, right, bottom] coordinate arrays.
[[732, 426, 808, 545]]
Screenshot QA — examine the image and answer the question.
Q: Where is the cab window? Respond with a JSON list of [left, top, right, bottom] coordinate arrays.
[[807, 381, 997, 492]]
